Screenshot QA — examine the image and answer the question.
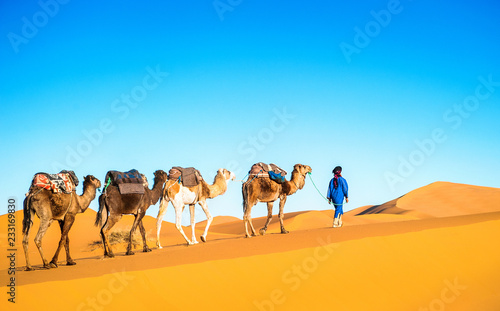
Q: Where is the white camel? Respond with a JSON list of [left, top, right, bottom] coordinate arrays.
[[156, 168, 235, 247]]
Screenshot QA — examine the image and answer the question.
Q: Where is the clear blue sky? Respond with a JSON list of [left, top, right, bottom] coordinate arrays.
[[1, 0, 499, 225]]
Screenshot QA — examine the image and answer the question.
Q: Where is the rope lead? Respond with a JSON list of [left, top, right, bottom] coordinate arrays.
[[307, 172, 345, 206]]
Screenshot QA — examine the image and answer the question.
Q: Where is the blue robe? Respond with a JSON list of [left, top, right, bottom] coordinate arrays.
[[327, 176, 348, 218]]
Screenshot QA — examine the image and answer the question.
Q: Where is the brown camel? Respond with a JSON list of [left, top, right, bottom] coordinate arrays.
[[242, 164, 312, 237], [22, 175, 101, 271], [95, 170, 168, 257], [156, 168, 235, 247]]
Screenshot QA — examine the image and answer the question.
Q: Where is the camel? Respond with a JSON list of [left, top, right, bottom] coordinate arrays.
[[156, 168, 235, 247], [22, 175, 101, 271], [242, 164, 312, 238], [95, 170, 168, 257]]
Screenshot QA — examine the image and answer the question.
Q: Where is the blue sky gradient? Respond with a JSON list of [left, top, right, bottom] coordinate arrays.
[[1, 0, 499, 224]]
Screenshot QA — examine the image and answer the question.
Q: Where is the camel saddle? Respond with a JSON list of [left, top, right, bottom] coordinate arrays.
[[104, 169, 145, 195], [168, 167, 203, 188], [248, 163, 287, 183], [32, 170, 79, 194]]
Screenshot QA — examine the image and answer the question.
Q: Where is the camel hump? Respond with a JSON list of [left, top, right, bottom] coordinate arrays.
[[59, 170, 79, 186], [104, 169, 145, 194], [169, 167, 203, 187], [248, 163, 287, 183], [31, 171, 78, 194], [251, 163, 287, 176]]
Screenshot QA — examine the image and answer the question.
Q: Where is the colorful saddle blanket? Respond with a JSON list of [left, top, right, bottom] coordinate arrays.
[[104, 169, 145, 194], [32, 170, 79, 194], [248, 163, 287, 183], [168, 167, 203, 188]]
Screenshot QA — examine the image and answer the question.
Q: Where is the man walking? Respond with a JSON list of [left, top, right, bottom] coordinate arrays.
[[327, 166, 349, 228]]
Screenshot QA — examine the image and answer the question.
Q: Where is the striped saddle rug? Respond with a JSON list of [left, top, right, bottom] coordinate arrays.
[[32, 170, 79, 194]]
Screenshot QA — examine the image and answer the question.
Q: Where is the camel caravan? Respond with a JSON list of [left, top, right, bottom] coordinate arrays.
[[22, 163, 311, 271]]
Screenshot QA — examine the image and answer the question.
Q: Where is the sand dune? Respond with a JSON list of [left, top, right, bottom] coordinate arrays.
[[197, 215, 241, 226], [352, 181, 500, 218], [1, 182, 499, 310]]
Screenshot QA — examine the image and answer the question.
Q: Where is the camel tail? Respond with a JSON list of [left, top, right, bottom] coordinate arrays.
[[94, 194, 107, 227], [22, 194, 33, 235]]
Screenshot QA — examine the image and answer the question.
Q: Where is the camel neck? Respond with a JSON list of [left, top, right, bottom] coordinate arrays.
[[208, 173, 227, 198], [285, 171, 305, 195], [149, 177, 165, 204], [78, 182, 97, 212]]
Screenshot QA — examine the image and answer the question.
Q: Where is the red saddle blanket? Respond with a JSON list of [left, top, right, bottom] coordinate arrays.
[[33, 173, 76, 194]]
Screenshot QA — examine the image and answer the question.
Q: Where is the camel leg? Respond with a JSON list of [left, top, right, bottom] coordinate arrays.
[[243, 185, 252, 238], [249, 220, 257, 236], [248, 209, 258, 237], [173, 201, 193, 245], [49, 220, 65, 268], [34, 218, 53, 269], [243, 204, 251, 238], [189, 204, 199, 244], [64, 233, 76, 265], [56, 216, 77, 266], [22, 232, 32, 271], [259, 202, 274, 236], [126, 213, 144, 255], [22, 209, 35, 271], [50, 215, 76, 268], [243, 215, 250, 238], [138, 217, 151, 253], [243, 203, 258, 238], [156, 197, 169, 249], [100, 214, 121, 258], [199, 200, 212, 242], [278, 196, 289, 234]]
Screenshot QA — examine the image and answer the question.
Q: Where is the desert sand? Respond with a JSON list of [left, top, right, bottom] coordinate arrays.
[[1, 181, 500, 310]]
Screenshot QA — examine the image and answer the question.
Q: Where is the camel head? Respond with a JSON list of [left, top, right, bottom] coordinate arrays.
[[153, 170, 168, 183], [289, 164, 312, 190], [218, 168, 236, 182], [293, 164, 312, 175], [83, 175, 102, 190]]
